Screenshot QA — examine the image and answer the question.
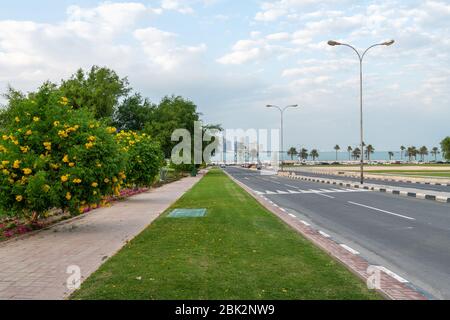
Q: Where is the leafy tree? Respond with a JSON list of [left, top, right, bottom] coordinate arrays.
[[365, 144, 375, 161], [287, 147, 298, 160], [310, 149, 319, 161], [388, 151, 394, 161], [347, 146, 352, 161], [299, 148, 309, 160], [113, 93, 155, 131], [406, 146, 417, 161], [431, 147, 440, 161], [400, 146, 406, 160], [418, 146, 428, 161], [441, 137, 450, 161], [145, 95, 200, 159], [334, 144, 340, 161], [60, 66, 130, 119], [115, 131, 164, 187], [0, 84, 126, 220], [352, 147, 361, 160]]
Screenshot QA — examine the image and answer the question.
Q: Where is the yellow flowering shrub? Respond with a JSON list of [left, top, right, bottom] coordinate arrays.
[[115, 131, 163, 187], [0, 84, 126, 219]]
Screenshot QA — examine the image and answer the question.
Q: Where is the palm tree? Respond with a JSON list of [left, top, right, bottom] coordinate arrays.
[[365, 144, 375, 161], [310, 149, 319, 161], [406, 146, 417, 161], [334, 145, 340, 161], [400, 146, 406, 160], [419, 146, 428, 162], [431, 147, 440, 161], [388, 151, 394, 160], [287, 147, 298, 160], [352, 147, 361, 160], [299, 148, 309, 160], [347, 146, 353, 161]]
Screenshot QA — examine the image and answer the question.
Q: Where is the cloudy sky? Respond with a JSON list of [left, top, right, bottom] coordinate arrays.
[[0, 0, 449, 151]]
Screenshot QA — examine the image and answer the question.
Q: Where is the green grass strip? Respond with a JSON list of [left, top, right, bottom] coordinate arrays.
[[71, 169, 381, 300]]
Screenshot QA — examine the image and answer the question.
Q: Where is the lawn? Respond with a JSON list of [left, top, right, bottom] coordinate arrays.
[[71, 169, 380, 300]]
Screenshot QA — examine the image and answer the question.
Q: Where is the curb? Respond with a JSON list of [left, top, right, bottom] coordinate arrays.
[[281, 172, 450, 204], [286, 169, 450, 187], [224, 170, 427, 300]]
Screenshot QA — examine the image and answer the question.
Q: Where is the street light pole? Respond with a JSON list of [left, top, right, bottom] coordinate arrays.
[[328, 39, 395, 184], [266, 104, 299, 172]]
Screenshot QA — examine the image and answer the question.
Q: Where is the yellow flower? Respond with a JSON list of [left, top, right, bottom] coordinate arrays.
[[42, 184, 51, 193], [60, 97, 69, 105], [62, 155, 69, 163], [85, 142, 94, 149], [112, 177, 118, 183], [22, 168, 32, 175], [88, 136, 96, 142], [106, 127, 117, 134], [33, 116, 40, 122], [25, 130, 32, 136], [96, 163, 102, 168], [13, 160, 21, 169], [16, 195, 23, 202], [50, 163, 60, 170], [2, 169, 9, 175], [91, 182, 98, 188], [93, 191, 98, 195], [58, 130, 68, 138], [15, 117, 20, 123], [69, 162, 75, 167], [43, 142, 52, 151], [2, 135, 8, 141], [66, 192, 72, 200], [61, 175, 69, 182], [2, 160, 9, 166], [73, 178, 82, 184], [54, 121, 60, 127], [104, 178, 110, 183], [20, 146, 29, 153]]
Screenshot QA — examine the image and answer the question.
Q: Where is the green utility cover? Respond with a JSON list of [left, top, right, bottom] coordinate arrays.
[[168, 208, 207, 218]]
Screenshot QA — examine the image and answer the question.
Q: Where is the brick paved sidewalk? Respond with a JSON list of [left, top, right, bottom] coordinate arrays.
[[0, 173, 204, 300]]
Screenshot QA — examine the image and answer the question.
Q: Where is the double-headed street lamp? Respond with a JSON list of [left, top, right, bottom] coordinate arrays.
[[266, 104, 299, 171], [328, 39, 395, 184]]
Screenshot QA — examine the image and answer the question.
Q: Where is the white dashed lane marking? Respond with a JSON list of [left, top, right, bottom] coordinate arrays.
[[348, 201, 415, 221]]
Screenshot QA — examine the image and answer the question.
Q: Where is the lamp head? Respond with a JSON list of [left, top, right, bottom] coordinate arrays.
[[382, 39, 395, 46], [328, 40, 341, 46]]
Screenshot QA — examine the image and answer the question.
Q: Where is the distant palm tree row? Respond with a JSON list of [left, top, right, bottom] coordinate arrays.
[[287, 144, 442, 162], [287, 147, 320, 161]]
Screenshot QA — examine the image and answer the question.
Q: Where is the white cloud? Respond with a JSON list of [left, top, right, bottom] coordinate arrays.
[[134, 27, 206, 70], [161, 0, 194, 14]]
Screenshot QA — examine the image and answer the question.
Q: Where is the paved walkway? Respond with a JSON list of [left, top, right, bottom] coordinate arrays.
[[0, 173, 204, 300]]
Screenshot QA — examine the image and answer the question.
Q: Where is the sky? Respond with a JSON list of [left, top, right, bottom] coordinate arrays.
[[0, 0, 449, 151]]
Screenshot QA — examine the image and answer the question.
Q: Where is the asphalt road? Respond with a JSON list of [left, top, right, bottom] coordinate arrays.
[[225, 166, 450, 299], [285, 169, 450, 193]]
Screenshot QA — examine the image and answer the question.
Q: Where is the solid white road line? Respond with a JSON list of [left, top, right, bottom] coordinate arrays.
[[300, 220, 311, 226], [289, 213, 296, 218], [265, 191, 277, 195], [288, 190, 301, 194], [319, 231, 331, 238], [280, 208, 287, 212], [348, 201, 415, 221], [276, 190, 289, 194], [376, 266, 409, 283], [340, 244, 360, 255]]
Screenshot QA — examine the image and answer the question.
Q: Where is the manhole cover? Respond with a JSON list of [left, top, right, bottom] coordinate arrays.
[[168, 208, 207, 218]]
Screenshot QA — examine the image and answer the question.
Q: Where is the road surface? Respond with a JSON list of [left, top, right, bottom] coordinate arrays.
[[225, 166, 450, 299]]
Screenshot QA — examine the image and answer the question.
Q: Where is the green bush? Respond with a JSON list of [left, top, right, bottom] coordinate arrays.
[[0, 84, 126, 220], [116, 131, 163, 187]]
